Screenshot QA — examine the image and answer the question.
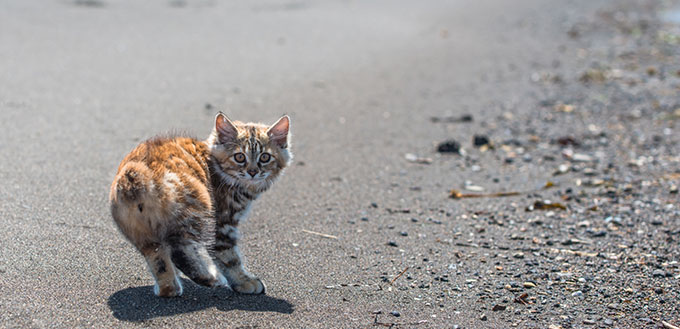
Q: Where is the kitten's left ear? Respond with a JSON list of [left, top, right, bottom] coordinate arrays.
[[267, 115, 290, 148]]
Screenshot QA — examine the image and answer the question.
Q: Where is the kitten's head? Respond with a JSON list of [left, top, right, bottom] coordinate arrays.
[[208, 112, 292, 191]]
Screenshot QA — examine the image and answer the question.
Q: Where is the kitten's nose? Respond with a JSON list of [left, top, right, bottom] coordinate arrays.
[[247, 169, 259, 177]]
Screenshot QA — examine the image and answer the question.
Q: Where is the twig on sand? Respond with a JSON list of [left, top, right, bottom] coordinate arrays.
[[390, 267, 409, 285], [302, 229, 338, 239], [372, 314, 428, 328], [449, 189, 521, 199], [662, 320, 680, 329]]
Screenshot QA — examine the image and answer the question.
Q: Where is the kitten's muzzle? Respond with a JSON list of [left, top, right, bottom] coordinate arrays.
[[247, 169, 259, 177]]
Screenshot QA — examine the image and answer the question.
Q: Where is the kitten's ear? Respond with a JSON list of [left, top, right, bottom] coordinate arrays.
[[267, 115, 290, 148], [215, 112, 238, 144]]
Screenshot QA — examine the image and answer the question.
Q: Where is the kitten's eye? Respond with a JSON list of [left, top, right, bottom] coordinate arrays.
[[259, 153, 271, 163], [233, 153, 246, 163]]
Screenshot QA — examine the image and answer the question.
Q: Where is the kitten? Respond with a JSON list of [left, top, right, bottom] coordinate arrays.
[[109, 112, 291, 297]]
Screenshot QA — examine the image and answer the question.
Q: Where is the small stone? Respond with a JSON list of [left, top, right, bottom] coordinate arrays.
[[399, 231, 408, 236], [571, 290, 583, 297], [604, 319, 614, 325], [554, 163, 570, 175], [437, 140, 462, 154], [671, 185, 678, 194], [654, 287, 663, 294], [390, 311, 400, 317], [572, 153, 594, 162], [473, 135, 491, 147], [523, 282, 536, 288], [492, 304, 506, 311], [480, 314, 488, 321], [387, 241, 398, 247], [653, 269, 666, 278], [587, 230, 607, 237], [404, 153, 433, 164], [583, 319, 596, 325], [513, 252, 525, 259], [361, 217, 369, 222]]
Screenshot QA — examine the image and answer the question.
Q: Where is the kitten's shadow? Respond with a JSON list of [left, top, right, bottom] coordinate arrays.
[[108, 280, 294, 322]]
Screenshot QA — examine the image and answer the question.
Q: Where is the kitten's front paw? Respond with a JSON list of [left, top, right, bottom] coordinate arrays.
[[231, 276, 266, 294]]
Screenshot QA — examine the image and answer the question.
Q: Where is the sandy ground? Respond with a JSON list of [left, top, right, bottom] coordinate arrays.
[[1, 0, 678, 328]]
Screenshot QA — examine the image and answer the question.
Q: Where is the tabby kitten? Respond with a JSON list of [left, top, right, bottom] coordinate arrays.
[[109, 113, 291, 297]]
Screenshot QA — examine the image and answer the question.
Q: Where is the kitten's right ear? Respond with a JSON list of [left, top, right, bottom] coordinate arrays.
[[215, 112, 238, 144]]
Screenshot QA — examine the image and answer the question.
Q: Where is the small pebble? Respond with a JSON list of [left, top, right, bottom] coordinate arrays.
[[492, 304, 506, 311], [390, 311, 400, 317], [437, 140, 462, 154], [473, 135, 490, 147]]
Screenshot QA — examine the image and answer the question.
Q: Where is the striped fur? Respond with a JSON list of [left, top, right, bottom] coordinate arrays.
[[109, 112, 291, 297]]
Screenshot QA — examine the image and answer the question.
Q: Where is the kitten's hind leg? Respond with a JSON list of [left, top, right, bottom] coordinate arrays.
[[214, 225, 265, 294], [169, 238, 228, 288], [141, 244, 183, 297]]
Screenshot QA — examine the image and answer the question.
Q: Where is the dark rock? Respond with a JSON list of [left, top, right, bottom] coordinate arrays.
[[437, 140, 462, 154], [556, 136, 580, 147], [390, 311, 400, 317], [473, 135, 491, 147]]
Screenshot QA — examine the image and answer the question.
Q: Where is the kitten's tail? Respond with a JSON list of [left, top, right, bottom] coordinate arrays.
[[110, 161, 154, 205]]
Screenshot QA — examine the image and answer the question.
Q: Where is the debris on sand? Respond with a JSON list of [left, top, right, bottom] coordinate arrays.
[[449, 189, 520, 199], [473, 135, 491, 147], [579, 68, 608, 83], [390, 266, 409, 285], [301, 229, 338, 239], [526, 200, 567, 211], [430, 114, 473, 123], [437, 140, 462, 154], [404, 153, 433, 164]]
